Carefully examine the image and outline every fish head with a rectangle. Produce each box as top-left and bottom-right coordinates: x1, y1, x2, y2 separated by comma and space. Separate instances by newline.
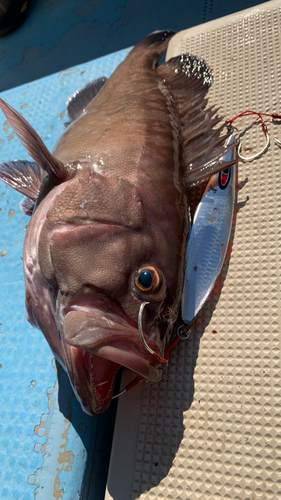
34, 170, 184, 415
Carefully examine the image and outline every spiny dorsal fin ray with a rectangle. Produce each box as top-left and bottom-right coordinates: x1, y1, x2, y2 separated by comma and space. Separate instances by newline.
183, 145, 238, 188
67, 77, 108, 123
0, 98, 67, 180
129, 30, 175, 63
0, 160, 46, 200
182, 118, 223, 148
157, 55, 238, 187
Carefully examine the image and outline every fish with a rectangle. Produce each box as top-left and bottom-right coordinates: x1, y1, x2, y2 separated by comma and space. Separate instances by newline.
0, 30, 237, 415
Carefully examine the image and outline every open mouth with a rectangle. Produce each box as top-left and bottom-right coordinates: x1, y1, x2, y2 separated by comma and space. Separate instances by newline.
60, 296, 163, 415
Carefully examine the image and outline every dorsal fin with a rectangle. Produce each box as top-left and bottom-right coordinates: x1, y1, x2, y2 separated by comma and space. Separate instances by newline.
0, 160, 46, 200
157, 55, 238, 187
157, 53, 213, 90
129, 30, 175, 64
66, 77, 108, 123
0, 98, 68, 180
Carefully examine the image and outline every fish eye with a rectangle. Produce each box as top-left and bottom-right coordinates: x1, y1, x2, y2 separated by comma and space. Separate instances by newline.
134, 266, 161, 293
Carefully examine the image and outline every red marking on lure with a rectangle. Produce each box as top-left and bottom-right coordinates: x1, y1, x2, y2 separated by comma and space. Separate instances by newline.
219, 168, 231, 190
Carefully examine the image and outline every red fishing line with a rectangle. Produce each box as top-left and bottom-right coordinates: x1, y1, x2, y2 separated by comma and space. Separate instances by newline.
227, 110, 281, 135
165, 336, 180, 363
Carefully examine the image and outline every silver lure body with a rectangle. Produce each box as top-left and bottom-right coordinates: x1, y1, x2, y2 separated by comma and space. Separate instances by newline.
181, 135, 237, 326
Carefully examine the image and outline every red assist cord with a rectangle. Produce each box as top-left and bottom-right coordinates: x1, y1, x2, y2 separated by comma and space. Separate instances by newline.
151, 336, 181, 365
227, 110, 281, 127
227, 110, 281, 161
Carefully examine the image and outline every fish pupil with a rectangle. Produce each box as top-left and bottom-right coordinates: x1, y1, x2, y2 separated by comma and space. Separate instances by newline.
138, 270, 153, 289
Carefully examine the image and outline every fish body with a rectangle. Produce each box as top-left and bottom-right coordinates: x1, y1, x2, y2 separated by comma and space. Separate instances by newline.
0, 31, 237, 415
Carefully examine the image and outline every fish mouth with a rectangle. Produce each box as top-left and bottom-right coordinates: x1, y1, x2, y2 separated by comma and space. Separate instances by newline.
60, 297, 163, 415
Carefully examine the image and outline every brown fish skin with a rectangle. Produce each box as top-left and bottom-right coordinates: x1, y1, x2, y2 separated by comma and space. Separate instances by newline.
0, 30, 237, 415
35, 31, 187, 414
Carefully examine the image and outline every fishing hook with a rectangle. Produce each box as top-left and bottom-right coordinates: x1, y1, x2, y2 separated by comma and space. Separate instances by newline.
138, 301, 158, 356
274, 137, 281, 147
112, 375, 144, 399
238, 123, 270, 162
227, 110, 281, 162
225, 122, 240, 136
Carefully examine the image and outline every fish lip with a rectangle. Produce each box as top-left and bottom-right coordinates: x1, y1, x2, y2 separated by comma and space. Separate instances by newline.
59, 295, 163, 414
61, 296, 163, 381
62, 306, 163, 382
61, 302, 163, 414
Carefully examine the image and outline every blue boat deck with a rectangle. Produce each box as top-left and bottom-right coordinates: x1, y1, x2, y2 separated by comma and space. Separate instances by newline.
0, 0, 269, 92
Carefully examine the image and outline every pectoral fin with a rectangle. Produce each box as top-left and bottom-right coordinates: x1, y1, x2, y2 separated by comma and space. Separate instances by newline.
0, 98, 68, 180
0, 160, 46, 199
129, 30, 175, 64
66, 77, 108, 123
20, 196, 35, 216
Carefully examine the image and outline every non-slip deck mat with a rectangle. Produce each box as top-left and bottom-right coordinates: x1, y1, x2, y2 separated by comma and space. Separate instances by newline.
106, 1, 281, 499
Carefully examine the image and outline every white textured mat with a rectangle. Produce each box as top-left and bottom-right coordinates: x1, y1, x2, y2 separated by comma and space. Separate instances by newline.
106, 1, 281, 498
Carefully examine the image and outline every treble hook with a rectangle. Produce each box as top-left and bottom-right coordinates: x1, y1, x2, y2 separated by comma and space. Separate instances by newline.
238, 122, 270, 162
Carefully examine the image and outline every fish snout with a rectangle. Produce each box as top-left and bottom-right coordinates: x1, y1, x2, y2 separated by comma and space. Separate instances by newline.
61, 306, 163, 383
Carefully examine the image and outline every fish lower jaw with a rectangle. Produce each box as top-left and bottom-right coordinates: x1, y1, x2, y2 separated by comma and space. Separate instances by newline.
63, 307, 163, 380
62, 306, 163, 414
68, 335, 163, 382
67, 340, 163, 415
92, 343, 163, 383
68, 346, 120, 415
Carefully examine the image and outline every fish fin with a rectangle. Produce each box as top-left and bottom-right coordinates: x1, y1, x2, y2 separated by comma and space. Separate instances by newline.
156, 54, 213, 110
187, 181, 209, 222
183, 153, 238, 188
66, 77, 108, 122
129, 30, 175, 61
157, 55, 239, 187
19, 196, 35, 216
0, 98, 67, 180
0, 160, 46, 200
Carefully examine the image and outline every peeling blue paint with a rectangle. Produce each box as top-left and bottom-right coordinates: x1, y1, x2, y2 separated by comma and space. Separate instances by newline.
27, 376, 90, 500
0, 49, 127, 500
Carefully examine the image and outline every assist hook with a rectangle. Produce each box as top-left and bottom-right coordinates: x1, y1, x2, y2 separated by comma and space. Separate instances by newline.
227, 110, 281, 162
238, 122, 270, 161
138, 301, 157, 356
138, 302, 170, 364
